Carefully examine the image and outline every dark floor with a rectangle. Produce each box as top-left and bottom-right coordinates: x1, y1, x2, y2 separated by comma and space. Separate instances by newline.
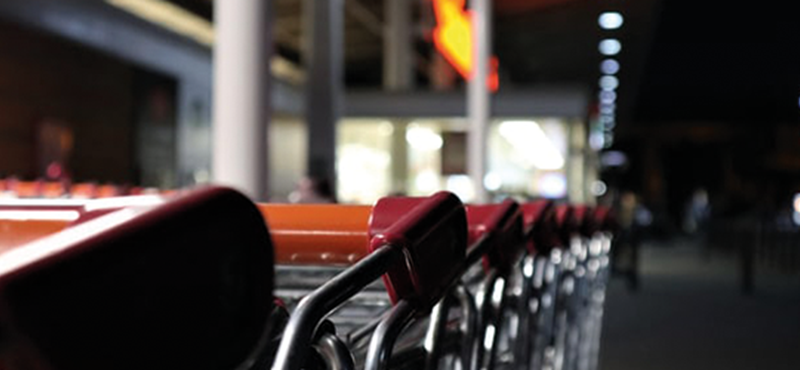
599, 237, 800, 370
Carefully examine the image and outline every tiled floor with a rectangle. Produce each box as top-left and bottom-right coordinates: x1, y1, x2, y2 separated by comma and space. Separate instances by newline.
599, 238, 800, 370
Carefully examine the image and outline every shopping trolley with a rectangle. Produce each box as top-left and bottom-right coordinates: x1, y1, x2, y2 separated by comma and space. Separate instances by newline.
0, 187, 617, 370
264, 194, 550, 370
462, 199, 526, 370
517, 200, 561, 370
264, 191, 468, 370
580, 206, 615, 370
0, 186, 277, 370
546, 204, 615, 370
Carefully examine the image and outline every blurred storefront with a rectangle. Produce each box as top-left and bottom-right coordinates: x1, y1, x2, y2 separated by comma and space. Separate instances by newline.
336, 117, 585, 204
266, 89, 596, 204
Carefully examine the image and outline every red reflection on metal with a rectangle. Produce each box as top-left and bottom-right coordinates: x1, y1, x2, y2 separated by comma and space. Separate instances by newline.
432, 0, 499, 91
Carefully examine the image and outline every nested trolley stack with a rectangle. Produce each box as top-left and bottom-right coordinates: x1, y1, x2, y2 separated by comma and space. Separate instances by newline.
0, 186, 615, 370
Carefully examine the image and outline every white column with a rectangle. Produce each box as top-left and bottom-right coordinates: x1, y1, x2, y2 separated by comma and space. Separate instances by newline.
468, 0, 492, 203
212, 0, 271, 200
384, 0, 413, 91
384, 0, 413, 194
304, 0, 343, 188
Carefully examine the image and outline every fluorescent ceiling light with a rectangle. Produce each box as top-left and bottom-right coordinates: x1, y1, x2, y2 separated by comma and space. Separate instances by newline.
498, 120, 565, 170
598, 12, 624, 30
599, 39, 622, 56
107, 0, 214, 46
106, 0, 305, 84
406, 125, 443, 152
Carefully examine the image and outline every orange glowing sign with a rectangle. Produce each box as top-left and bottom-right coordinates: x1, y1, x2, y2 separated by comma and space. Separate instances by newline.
433, 0, 499, 91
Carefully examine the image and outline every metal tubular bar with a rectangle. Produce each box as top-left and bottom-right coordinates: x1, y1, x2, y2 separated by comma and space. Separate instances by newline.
423, 296, 450, 370
465, 233, 493, 268
474, 270, 501, 370
364, 300, 418, 370
513, 255, 536, 370
424, 292, 457, 370
271, 245, 403, 370
529, 253, 559, 370
483, 276, 508, 370
314, 332, 357, 370
346, 314, 386, 348
242, 304, 291, 370
455, 284, 480, 370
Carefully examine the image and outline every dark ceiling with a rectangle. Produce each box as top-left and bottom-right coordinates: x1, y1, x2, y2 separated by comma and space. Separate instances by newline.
634, 0, 800, 125
171, 0, 800, 127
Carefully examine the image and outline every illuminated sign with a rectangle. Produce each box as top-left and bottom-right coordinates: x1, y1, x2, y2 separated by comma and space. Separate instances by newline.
433, 0, 499, 91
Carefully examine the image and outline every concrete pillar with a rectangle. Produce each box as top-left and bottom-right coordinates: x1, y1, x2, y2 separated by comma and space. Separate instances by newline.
304, 0, 343, 189
212, 0, 271, 200
384, 0, 413, 194
384, 0, 414, 91
467, 0, 492, 203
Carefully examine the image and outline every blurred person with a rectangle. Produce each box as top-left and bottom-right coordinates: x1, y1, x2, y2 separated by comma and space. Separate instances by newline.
612, 190, 644, 291
683, 187, 711, 236
288, 176, 336, 204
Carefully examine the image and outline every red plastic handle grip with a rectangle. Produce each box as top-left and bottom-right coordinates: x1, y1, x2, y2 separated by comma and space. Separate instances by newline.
258, 204, 372, 265
520, 200, 559, 253
0, 187, 274, 370
594, 206, 618, 233
368, 191, 467, 308
555, 204, 579, 245
466, 199, 525, 273
573, 205, 599, 236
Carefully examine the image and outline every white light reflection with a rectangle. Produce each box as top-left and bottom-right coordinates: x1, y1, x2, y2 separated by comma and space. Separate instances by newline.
492, 279, 506, 304
523, 259, 535, 278
589, 132, 605, 151
406, 125, 443, 151
378, 121, 395, 136
484, 172, 503, 192
414, 170, 440, 192
599, 90, 617, 104
484, 325, 496, 350
598, 12, 624, 30
590, 180, 608, 197
539, 173, 568, 199
446, 175, 476, 203
498, 121, 565, 170
601, 59, 620, 75
599, 39, 622, 56
0, 199, 85, 207
600, 104, 616, 115
509, 314, 519, 339
0, 211, 80, 221
604, 132, 615, 148
600, 151, 627, 167
599, 76, 619, 91
83, 195, 164, 212
0, 209, 138, 275
589, 238, 604, 256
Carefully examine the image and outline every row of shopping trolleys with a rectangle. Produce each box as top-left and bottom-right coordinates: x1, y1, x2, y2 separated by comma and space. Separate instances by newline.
0, 186, 615, 370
